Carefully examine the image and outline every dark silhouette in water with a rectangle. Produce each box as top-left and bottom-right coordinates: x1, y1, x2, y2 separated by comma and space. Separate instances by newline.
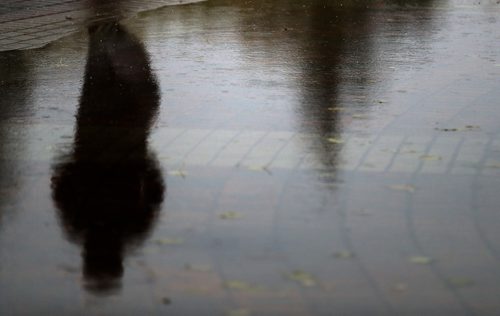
51, 21, 164, 294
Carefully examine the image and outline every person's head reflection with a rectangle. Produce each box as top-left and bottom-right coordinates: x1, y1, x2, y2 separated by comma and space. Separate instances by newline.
51, 20, 164, 295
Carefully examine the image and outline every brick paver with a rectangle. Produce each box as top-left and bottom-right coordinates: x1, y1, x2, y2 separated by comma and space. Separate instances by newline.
0, 0, 206, 51
1, 1, 500, 315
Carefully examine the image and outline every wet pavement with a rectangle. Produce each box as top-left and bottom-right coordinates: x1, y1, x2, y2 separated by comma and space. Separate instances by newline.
1, 0, 500, 315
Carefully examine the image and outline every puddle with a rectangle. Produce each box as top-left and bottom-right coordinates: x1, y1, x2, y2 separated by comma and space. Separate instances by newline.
1, 0, 500, 314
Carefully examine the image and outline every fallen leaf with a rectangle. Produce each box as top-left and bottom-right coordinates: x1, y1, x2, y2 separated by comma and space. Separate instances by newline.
169, 170, 187, 178
352, 114, 370, 120
327, 107, 346, 112
435, 126, 480, 132
401, 150, 418, 154
219, 211, 243, 220
447, 277, 475, 288
246, 165, 272, 175
223, 280, 262, 292
226, 308, 251, 316
327, 137, 344, 144
435, 128, 459, 132
333, 251, 355, 259
464, 125, 480, 130
388, 184, 416, 193
286, 270, 317, 287
409, 256, 434, 265
154, 238, 184, 246
420, 155, 442, 161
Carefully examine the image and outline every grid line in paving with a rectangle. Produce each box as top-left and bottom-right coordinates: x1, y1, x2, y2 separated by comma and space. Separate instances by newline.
0, 0, 206, 51
404, 133, 476, 315
3, 123, 500, 177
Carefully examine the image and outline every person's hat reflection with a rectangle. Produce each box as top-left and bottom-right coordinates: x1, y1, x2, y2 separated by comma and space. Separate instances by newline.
51, 20, 164, 294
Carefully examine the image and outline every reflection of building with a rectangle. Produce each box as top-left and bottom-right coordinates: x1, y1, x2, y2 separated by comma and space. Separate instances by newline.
51, 21, 164, 294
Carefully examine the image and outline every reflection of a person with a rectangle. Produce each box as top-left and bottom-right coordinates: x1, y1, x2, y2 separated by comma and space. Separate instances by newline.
51, 20, 164, 294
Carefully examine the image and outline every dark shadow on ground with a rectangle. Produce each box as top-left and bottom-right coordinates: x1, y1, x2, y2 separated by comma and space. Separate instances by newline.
51, 20, 164, 295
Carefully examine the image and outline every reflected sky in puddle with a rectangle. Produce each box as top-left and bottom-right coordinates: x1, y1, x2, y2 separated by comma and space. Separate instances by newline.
1, 0, 500, 315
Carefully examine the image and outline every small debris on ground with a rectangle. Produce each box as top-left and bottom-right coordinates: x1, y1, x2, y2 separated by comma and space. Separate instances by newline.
327, 137, 344, 144
333, 251, 355, 259
388, 184, 416, 193
409, 256, 434, 265
154, 238, 184, 246
219, 211, 243, 220
226, 308, 251, 316
286, 270, 317, 287
169, 170, 188, 178
447, 277, 475, 288
223, 280, 263, 292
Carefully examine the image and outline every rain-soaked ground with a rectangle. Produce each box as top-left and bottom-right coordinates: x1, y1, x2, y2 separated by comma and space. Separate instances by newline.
1, 0, 500, 315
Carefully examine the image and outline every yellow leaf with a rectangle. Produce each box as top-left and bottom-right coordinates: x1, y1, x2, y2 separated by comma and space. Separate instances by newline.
246, 165, 272, 174
226, 308, 251, 316
447, 277, 474, 288
327, 107, 346, 112
352, 114, 369, 120
333, 251, 355, 259
219, 211, 243, 220
388, 184, 416, 193
286, 270, 317, 287
464, 125, 480, 130
154, 238, 184, 246
223, 280, 262, 292
327, 137, 344, 144
169, 170, 187, 178
409, 256, 433, 265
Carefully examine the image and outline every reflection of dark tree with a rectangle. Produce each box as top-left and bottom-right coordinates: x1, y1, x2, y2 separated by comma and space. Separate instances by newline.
298, 2, 372, 171
233, 0, 436, 174
298, 0, 437, 172
51, 21, 164, 294
0, 51, 32, 225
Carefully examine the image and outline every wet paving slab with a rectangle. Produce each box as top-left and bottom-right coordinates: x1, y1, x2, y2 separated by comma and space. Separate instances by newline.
0, 0, 207, 51
1, 0, 500, 315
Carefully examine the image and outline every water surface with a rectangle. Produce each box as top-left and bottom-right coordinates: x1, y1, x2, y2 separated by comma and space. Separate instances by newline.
1, 0, 500, 315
